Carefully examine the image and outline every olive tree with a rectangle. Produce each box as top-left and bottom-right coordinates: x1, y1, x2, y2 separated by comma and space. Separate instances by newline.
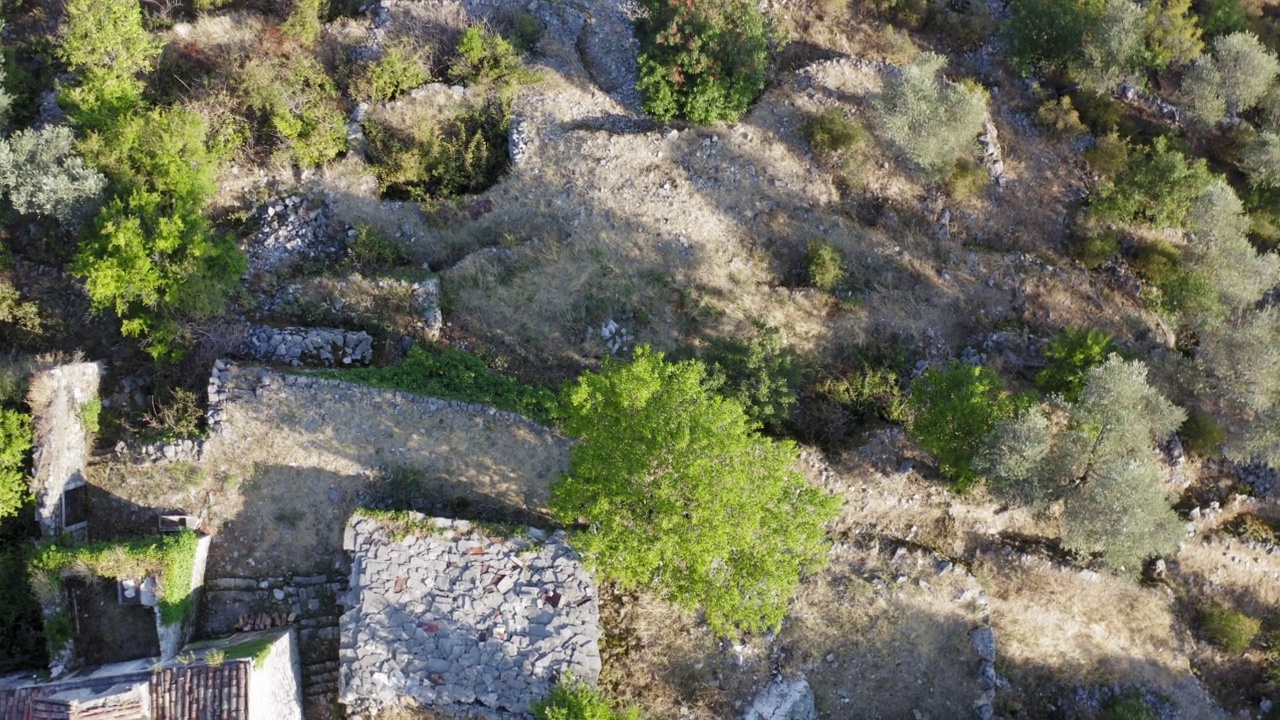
1242, 131, 1280, 188
550, 346, 840, 637
1182, 32, 1280, 126
876, 53, 989, 184
1183, 180, 1280, 319
0, 126, 106, 223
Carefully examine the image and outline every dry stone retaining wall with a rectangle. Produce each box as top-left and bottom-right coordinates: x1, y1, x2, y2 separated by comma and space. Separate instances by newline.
238, 325, 374, 367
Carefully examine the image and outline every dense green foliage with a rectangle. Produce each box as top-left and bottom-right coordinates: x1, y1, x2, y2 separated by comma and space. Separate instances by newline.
31, 529, 200, 625
1181, 32, 1280, 126
74, 107, 246, 360
1197, 603, 1261, 652
532, 678, 641, 720
449, 27, 534, 86
350, 42, 431, 102
330, 344, 557, 422
908, 362, 1027, 490
806, 240, 846, 291
0, 126, 105, 222
635, 0, 772, 124
876, 53, 989, 184
56, 0, 161, 128
365, 99, 510, 200
702, 326, 807, 433
1036, 328, 1119, 400
1102, 694, 1159, 720
0, 408, 32, 524
282, 0, 325, 45
803, 108, 868, 161
551, 347, 839, 637
239, 52, 346, 168
1087, 137, 1213, 228
1143, 0, 1205, 70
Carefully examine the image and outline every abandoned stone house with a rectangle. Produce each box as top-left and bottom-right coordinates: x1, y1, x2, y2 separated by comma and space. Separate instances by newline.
339, 513, 604, 719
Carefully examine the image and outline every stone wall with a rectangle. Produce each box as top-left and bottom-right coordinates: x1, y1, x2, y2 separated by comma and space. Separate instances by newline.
249, 628, 305, 720
238, 325, 374, 368
27, 362, 101, 539
339, 514, 602, 719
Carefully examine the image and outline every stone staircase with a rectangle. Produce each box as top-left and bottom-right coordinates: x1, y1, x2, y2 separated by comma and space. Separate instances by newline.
199, 572, 348, 719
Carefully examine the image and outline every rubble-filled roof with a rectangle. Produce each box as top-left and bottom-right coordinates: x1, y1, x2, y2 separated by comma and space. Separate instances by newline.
339, 514, 602, 718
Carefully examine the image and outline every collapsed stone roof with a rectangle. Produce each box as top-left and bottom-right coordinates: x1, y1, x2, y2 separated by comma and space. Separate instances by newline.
339, 514, 602, 719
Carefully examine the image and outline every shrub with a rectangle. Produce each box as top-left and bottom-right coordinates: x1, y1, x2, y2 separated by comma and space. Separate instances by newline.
1198, 603, 1261, 652
507, 10, 543, 52
551, 347, 840, 637
1089, 137, 1213, 228
803, 108, 868, 161
1180, 408, 1226, 455
78, 398, 102, 435
532, 678, 641, 720
876, 53, 989, 184
908, 362, 1027, 490
817, 367, 909, 423
1036, 328, 1118, 400
703, 325, 808, 433
946, 158, 989, 200
449, 26, 534, 86
142, 388, 205, 442
0, 408, 32, 524
57, 0, 162, 128
331, 344, 557, 422
350, 42, 430, 103
1143, 0, 1205, 70
1226, 513, 1277, 543
635, 0, 772, 124
239, 52, 346, 168
1069, 229, 1122, 269
344, 223, 410, 274
1194, 0, 1247, 37
365, 99, 510, 200
806, 241, 846, 291
1035, 96, 1089, 139
281, 0, 325, 46
1071, 88, 1126, 135
75, 107, 246, 360
0, 125, 106, 223
1103, 693, 1159, 720
1085, 132, 1132, 179
0, 278, 40, 336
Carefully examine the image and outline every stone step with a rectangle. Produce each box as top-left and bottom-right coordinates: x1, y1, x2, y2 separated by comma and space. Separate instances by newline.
304, 660, 340, 674
207, 577, 260, 591
306, 671, 339, 686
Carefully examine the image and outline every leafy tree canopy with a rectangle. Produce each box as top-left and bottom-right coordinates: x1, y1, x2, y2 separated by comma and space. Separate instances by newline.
57, 0, 161, 128
550, 346, 839, 638
636, 0, 773, 124
876, 53, 989, 184
0, 126, 106, 223
0, 408, 32, 524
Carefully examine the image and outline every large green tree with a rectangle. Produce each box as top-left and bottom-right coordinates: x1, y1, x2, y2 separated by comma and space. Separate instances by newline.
550, 346, 839, 637
0, 408, 31, 523
74, 107, 245, 360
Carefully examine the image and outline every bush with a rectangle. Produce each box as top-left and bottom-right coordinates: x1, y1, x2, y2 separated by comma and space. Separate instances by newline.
1035, 96, 1089, 139
1143, 0, 1204, 71
507, 10, 543, 52
908, 362, 1027, 490
532, 678, 640, 720
0, 408, 32, 524
75, 107, 246, 360
344, 223, 410, 274
332, 344, 557, 422
349, 42, 430, 103
449, 26, 534, 87
1088, 137, 1213, 228
946, 158, 989, 200
1071, 89, 1126, 135
551, 347, 839, 637
142, 388, 205, 442
1198, 603, 1261, 652
239, 52, 346, 168
1226, 513, 1277, 543
0, 278, 40, 336
78, 397, 102, 435
0, 125, 106, 223
1102, 693, 1159, 720
1069, 229, 1122, 269
365, 99, 510, 200
703, 326, 808, 433
1180, 408, 1226, 455
635, 0, 772, 124
1036, 328, 1118, 400
1007, 0, 1144, 88
805, 241, 846, 291
281, 0, 325, 45
1085, 132, 1132, 179
1194, 0, 1247, 37
803, 108, 868, 162
876, 53, 989, 184
57, 0, 162, 128
817, 367, 909, 423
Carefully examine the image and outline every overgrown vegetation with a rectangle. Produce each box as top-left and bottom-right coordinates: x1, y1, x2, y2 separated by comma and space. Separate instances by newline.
551, 347, 839, 637
1197, 603, 1261, 653
1036, 328, 1118, 400
30, 529, 200, 625
0, 408, 32, 523
238, 50, 346, 168
635, 0, 773, 123
327, 344, 557, 422
365, 98, 511, 200
876, 53, 989, 184
701, 325, 808, 434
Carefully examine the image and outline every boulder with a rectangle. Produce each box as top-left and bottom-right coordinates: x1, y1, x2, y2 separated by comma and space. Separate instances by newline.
743, 675, 816, 720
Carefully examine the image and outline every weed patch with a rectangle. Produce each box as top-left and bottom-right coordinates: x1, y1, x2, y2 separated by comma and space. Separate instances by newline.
365, 98, 511, 200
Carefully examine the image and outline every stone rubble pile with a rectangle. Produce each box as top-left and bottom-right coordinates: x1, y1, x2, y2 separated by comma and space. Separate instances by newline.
1232, 459, 1277, 498
238, 324, 374, 367
339, 514, 602, 719
245, 196, 344, 276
